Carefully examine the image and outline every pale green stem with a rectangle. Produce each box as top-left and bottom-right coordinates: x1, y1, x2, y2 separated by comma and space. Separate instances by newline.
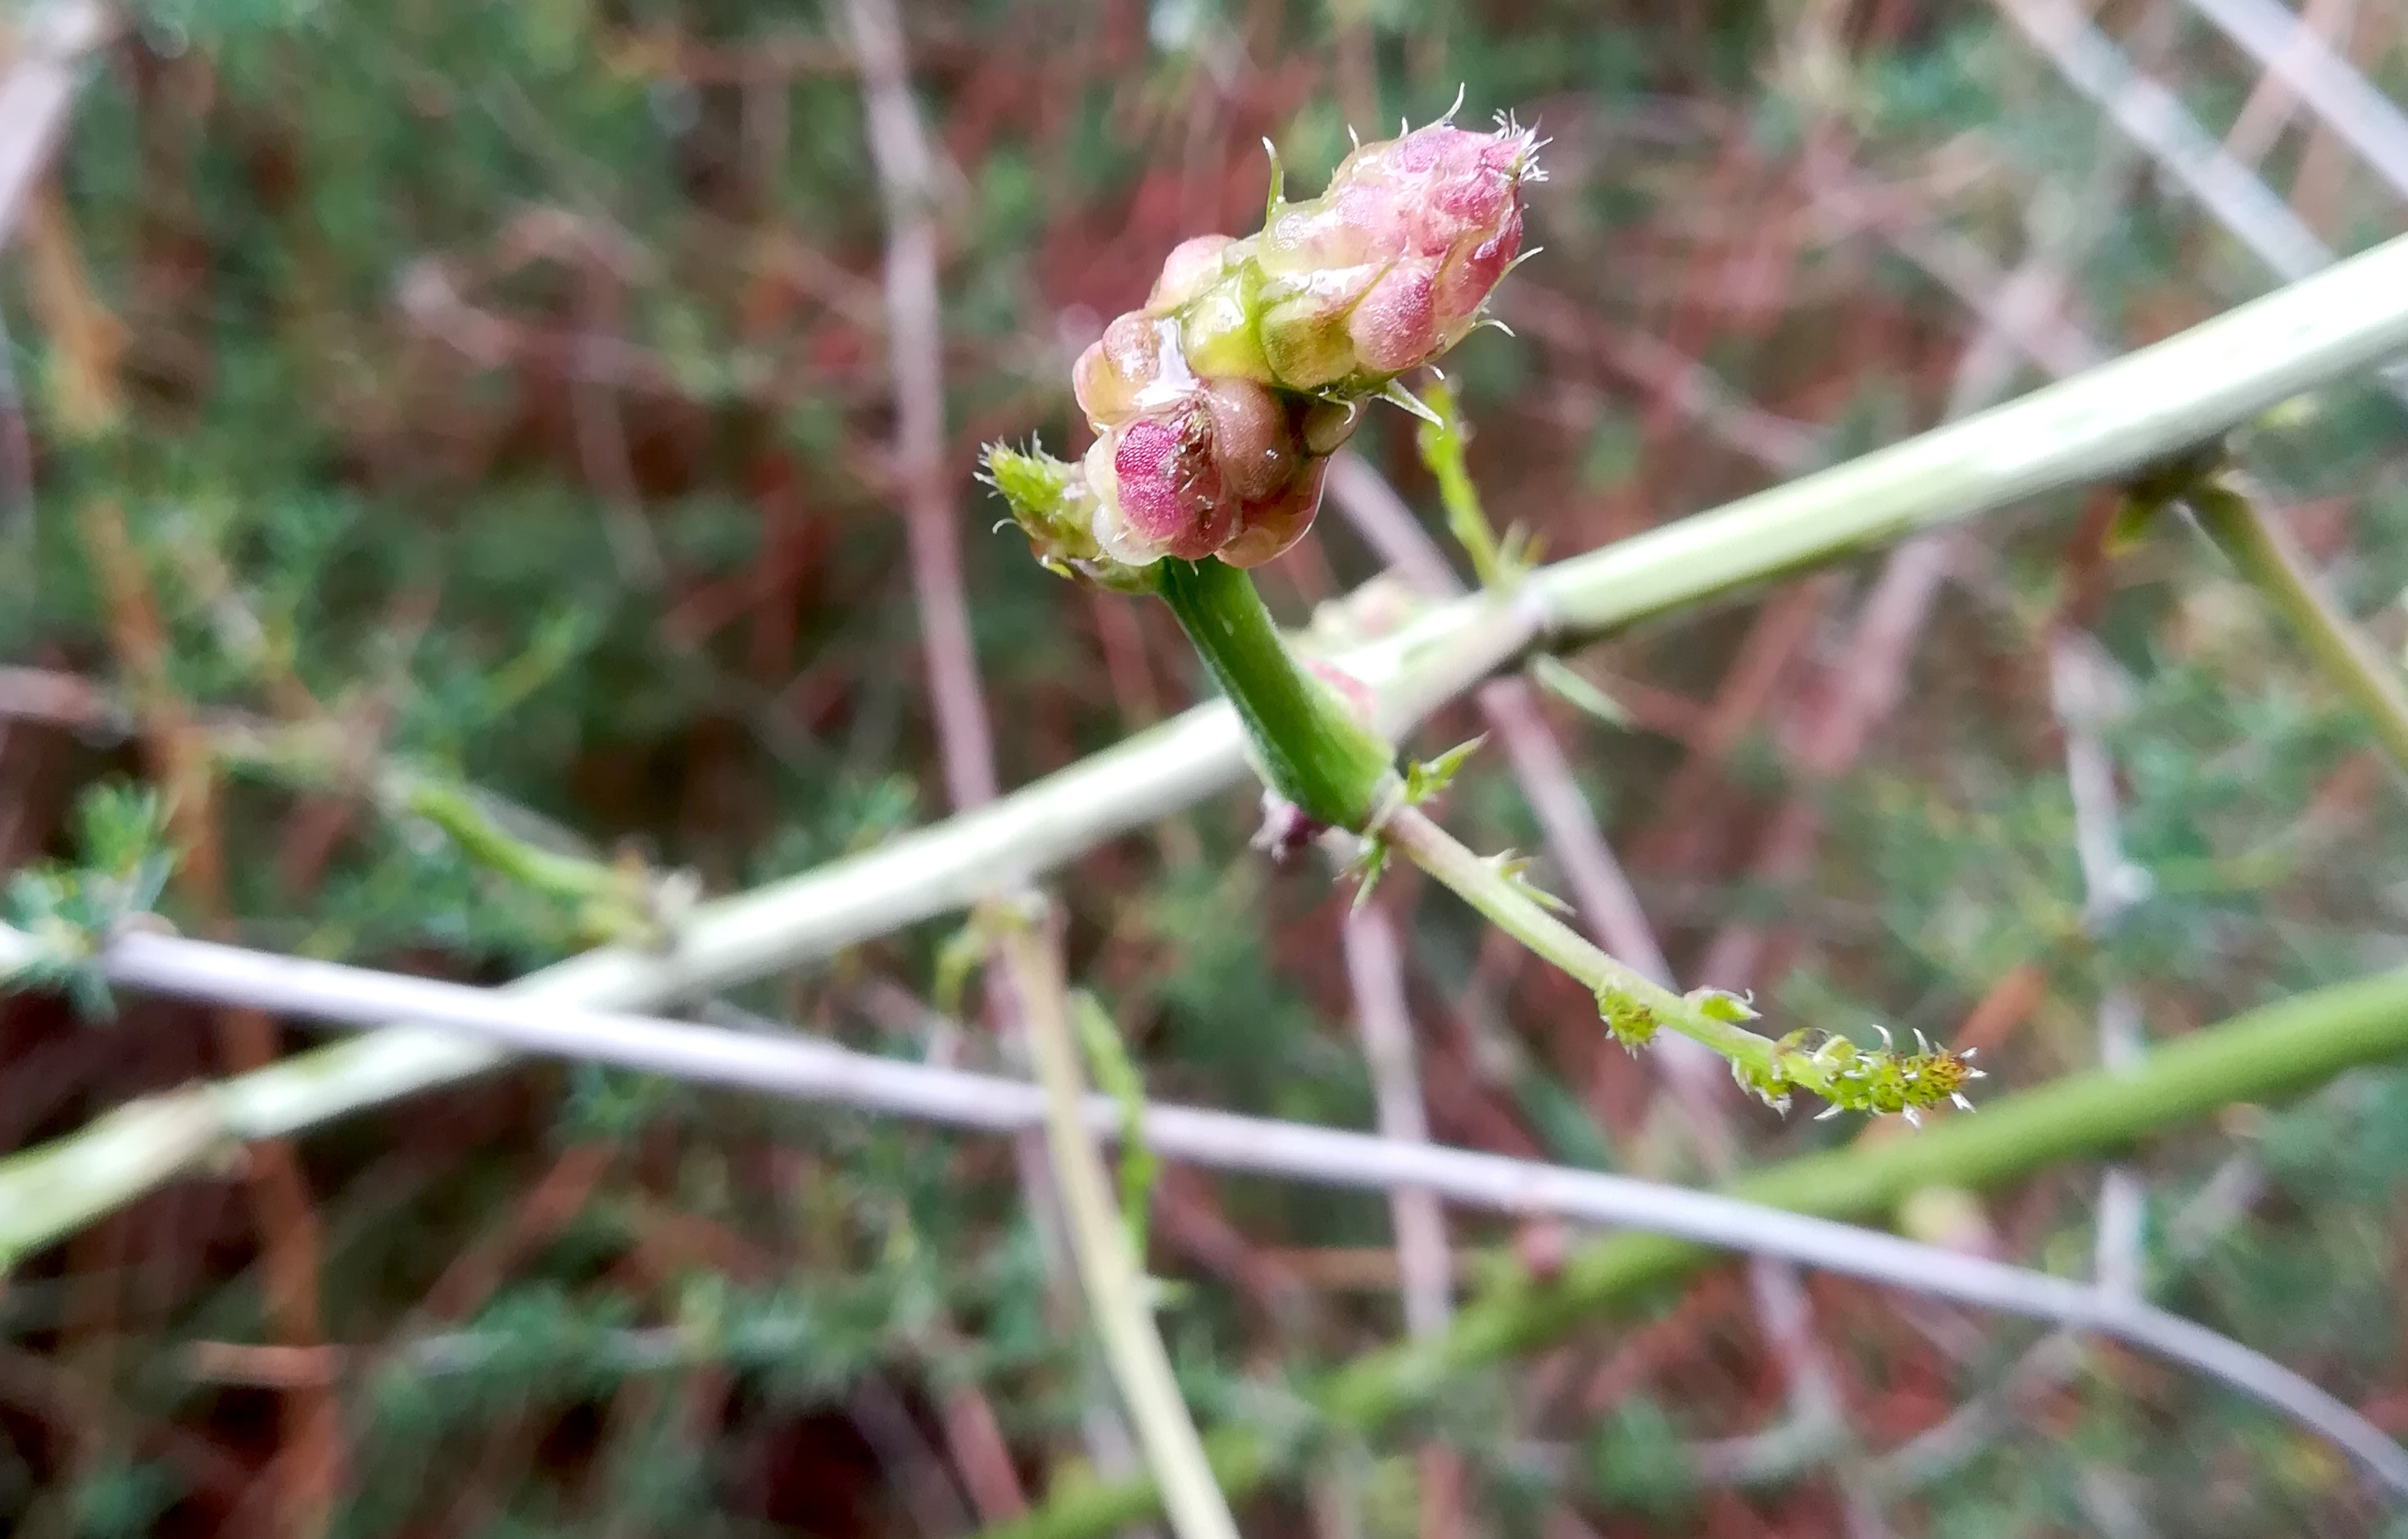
1412, 379, 1508, 587
1378, 806, 1858, 1105
213, 720, 660, 941
1526, 231, 2408, 641
996, 919, 1240, 1539
1071, 992, 1160, 1260
2186, 476, 2408, 779
392, 779, 655, 939
1151, 550, 1883, 1105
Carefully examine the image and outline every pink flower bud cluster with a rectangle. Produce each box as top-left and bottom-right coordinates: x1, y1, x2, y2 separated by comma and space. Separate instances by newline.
1063, 114, 1539, 571
1245, 122, 1535, 387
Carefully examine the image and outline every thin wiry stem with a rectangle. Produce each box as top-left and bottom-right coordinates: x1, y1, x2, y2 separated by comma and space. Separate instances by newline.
850, 0, 996, 810
850, 2, 1145, 1500
2187, 474, 2408, 783
7, 922, 2406, 1503
5, 233, 2408, 1257
1377, 804, 1934, 1115
995, 917, 1239, 1539
1324, 454, 1673, 985
1336, 903, 1465, 1539
2052, 633, 2152, 1294
1339, 904, 1452, 1344
2215, 0, 2359, 173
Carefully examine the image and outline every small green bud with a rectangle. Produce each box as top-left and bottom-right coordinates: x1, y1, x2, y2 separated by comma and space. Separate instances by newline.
1403, 735, 1485, 804
980, 441, 1155, 592
1598, 986, 1658, 1053
1686, 987, 1759, 1023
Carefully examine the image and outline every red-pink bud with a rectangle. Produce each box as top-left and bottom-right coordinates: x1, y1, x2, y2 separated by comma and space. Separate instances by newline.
1347, 265, 1439, 376
1200, 379, 1298, 504
1248, 116, 1536, 388
1216, 456, 1329, 570
1432, 220, 1521, 334
1097, 411, 1233, 563
1086, 377, 1313, 565
1072, 312, 1169, 426
1048, 107, 1536, 573
1150, 234, 1235, 309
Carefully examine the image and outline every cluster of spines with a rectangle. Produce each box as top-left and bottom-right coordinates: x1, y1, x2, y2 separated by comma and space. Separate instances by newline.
1735, 1024, 1985, 1126
1599, 990, 1658, 1052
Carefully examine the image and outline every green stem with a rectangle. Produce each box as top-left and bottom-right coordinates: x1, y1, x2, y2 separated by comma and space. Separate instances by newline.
1526, 232, 2408, 640
1380, 807, 1864, 1107
1155, 556, 1395, 829
982, 962, 2408, 1539
394, 779, 653, 937
1150, 559, 1819, 1096
1413, 379, 1507, 587
1158, 553, 1958, 1110
2187, 476, 2408, 779
214, 721, 660, 942
996, 918, 1240, 1539
6, 234, 2408, 1279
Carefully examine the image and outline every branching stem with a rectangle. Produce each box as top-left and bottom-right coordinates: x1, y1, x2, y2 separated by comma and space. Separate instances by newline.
2186, 474, 2408, 779
1159, 555, 1956, 1115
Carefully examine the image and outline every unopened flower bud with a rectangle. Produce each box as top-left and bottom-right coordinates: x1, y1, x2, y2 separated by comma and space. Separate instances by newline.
1023, 105, 1538, 574
1246, 118, 1537, 391
1072, 312, 1173, 426
1216, 455, 1328, 569
1200, 379, 1298, 504
1347, 265, 1439, 376
1150, 234, 1234, 309
1086, 379, 1319, 568
1089, 409, 1231, 564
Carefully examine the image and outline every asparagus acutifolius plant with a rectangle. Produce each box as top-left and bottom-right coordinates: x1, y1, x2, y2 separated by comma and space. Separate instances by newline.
986, 106, 1982, 1126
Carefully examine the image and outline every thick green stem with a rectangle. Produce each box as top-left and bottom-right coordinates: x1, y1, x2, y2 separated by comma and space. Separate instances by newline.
2187, 477, 2408, 779
1154, 556, 1394, 829
981, 962, 2408, 1539
1526, 232, 2408, 640
997, 918, 1240, 1539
